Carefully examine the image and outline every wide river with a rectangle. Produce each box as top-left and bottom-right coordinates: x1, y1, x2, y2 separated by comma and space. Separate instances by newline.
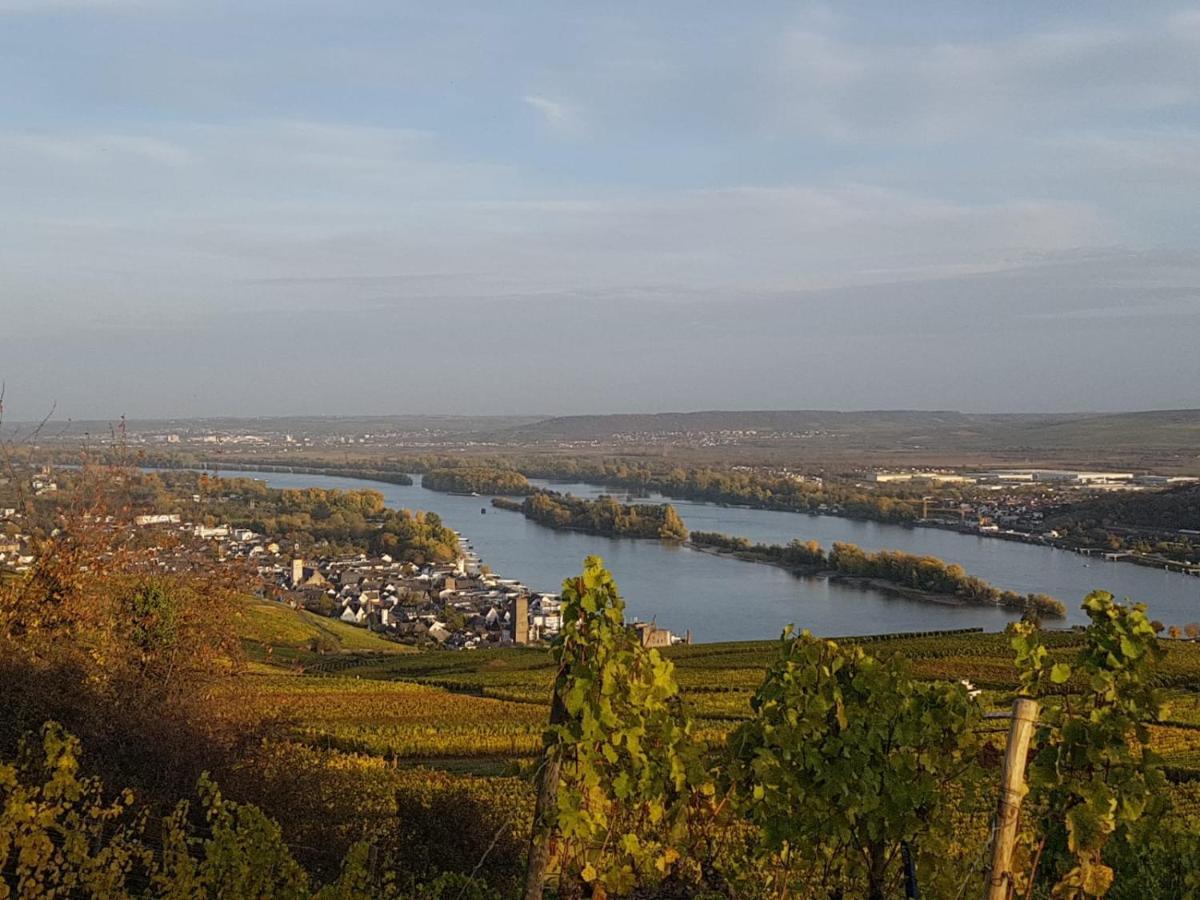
217, 469, 1200, 642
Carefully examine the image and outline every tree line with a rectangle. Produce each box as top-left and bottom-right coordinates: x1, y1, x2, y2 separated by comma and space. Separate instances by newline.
690, 530, 1066, 617
494, 491, 688, 541
422, 467, 533, 495
511, 457, 927, 522
1046, 483, 1200, 564
176, 474, 456, 562
223, 453, 934, 525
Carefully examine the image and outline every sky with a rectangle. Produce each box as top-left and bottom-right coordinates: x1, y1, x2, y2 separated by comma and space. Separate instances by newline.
1, 1, 1199, 420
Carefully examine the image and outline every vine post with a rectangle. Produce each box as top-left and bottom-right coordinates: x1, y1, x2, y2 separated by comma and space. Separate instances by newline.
986, 697, 1039, 900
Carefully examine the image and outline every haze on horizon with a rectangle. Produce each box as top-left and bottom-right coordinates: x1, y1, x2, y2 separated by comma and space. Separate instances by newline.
2, 1, 1199, 422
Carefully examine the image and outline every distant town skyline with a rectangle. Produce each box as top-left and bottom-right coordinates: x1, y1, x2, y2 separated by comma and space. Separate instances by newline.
2, 2, 1199, 420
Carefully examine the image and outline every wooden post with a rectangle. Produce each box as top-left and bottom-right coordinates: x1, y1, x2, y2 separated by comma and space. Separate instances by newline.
523, 680, 568, 900
985, 697, 1039, 900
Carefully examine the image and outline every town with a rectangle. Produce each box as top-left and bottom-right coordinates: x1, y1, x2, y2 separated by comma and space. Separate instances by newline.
178, 522, 692, 651
0, 465, 693, 651
857, 467, 1200, 575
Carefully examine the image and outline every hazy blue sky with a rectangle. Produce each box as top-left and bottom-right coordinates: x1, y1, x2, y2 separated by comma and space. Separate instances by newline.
2, 2, 1199, 420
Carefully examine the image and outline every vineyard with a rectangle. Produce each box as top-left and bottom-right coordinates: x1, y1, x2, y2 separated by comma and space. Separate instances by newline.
228, 677, 546, 759
239, 614, 1200, 804
9, 567, 1200, 896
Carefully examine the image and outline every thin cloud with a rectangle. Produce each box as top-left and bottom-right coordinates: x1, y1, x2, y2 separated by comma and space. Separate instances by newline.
522, 94, 584, 136
0, 0, 160, 12
0, 131, 192, 166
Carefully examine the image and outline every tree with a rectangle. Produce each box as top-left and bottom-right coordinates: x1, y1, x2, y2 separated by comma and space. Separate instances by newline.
0, 463, 255, 804
728, 628, 983, 898
658, 504, 688, 541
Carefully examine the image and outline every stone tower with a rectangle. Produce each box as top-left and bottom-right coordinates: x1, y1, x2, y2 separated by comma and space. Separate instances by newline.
512, 595, 529, 645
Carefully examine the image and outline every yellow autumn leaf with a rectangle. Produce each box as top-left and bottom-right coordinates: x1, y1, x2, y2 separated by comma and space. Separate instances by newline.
655, 848, 680, 873
1082, 862, 1114, 896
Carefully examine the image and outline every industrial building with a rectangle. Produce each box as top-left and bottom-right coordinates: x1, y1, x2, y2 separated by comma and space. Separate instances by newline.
975, 470, 1134, 485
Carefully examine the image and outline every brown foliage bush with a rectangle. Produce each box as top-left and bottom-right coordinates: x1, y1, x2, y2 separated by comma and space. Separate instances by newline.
0, 462, 269, 807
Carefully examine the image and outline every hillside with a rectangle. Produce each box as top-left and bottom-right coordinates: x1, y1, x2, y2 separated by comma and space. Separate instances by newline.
1008, 408, 1200, 451
239, 598, 413, 667
1048, 482, 1200, 532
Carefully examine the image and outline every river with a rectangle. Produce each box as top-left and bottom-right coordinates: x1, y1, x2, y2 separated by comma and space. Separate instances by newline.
215, 469, 1200, 642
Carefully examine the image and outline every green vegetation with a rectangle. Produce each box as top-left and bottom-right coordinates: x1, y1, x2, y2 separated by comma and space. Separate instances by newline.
1011, 594, 1168, 894
516, 457, 926, 522
729, 629, 984, 898
829, 541, 1066, 618
422, 467, 532, 495
690, 530, 826, 566
1, 725, 311, 899
494, 491, 688, 540
191, 473, 458, 561
691, 530, 1066, 617
525, 558, 702, 895
517, 561, 1175, 897
1048, 483, 1200, 565
1060, 487, 1200, 535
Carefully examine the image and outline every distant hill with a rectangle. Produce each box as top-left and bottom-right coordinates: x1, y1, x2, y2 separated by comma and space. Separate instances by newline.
1003, 409, 1200, 451
497, 409, 1018, 440
496, 408, 1200, 452
5, 414, 545, 439
17, 408, 1200, 461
